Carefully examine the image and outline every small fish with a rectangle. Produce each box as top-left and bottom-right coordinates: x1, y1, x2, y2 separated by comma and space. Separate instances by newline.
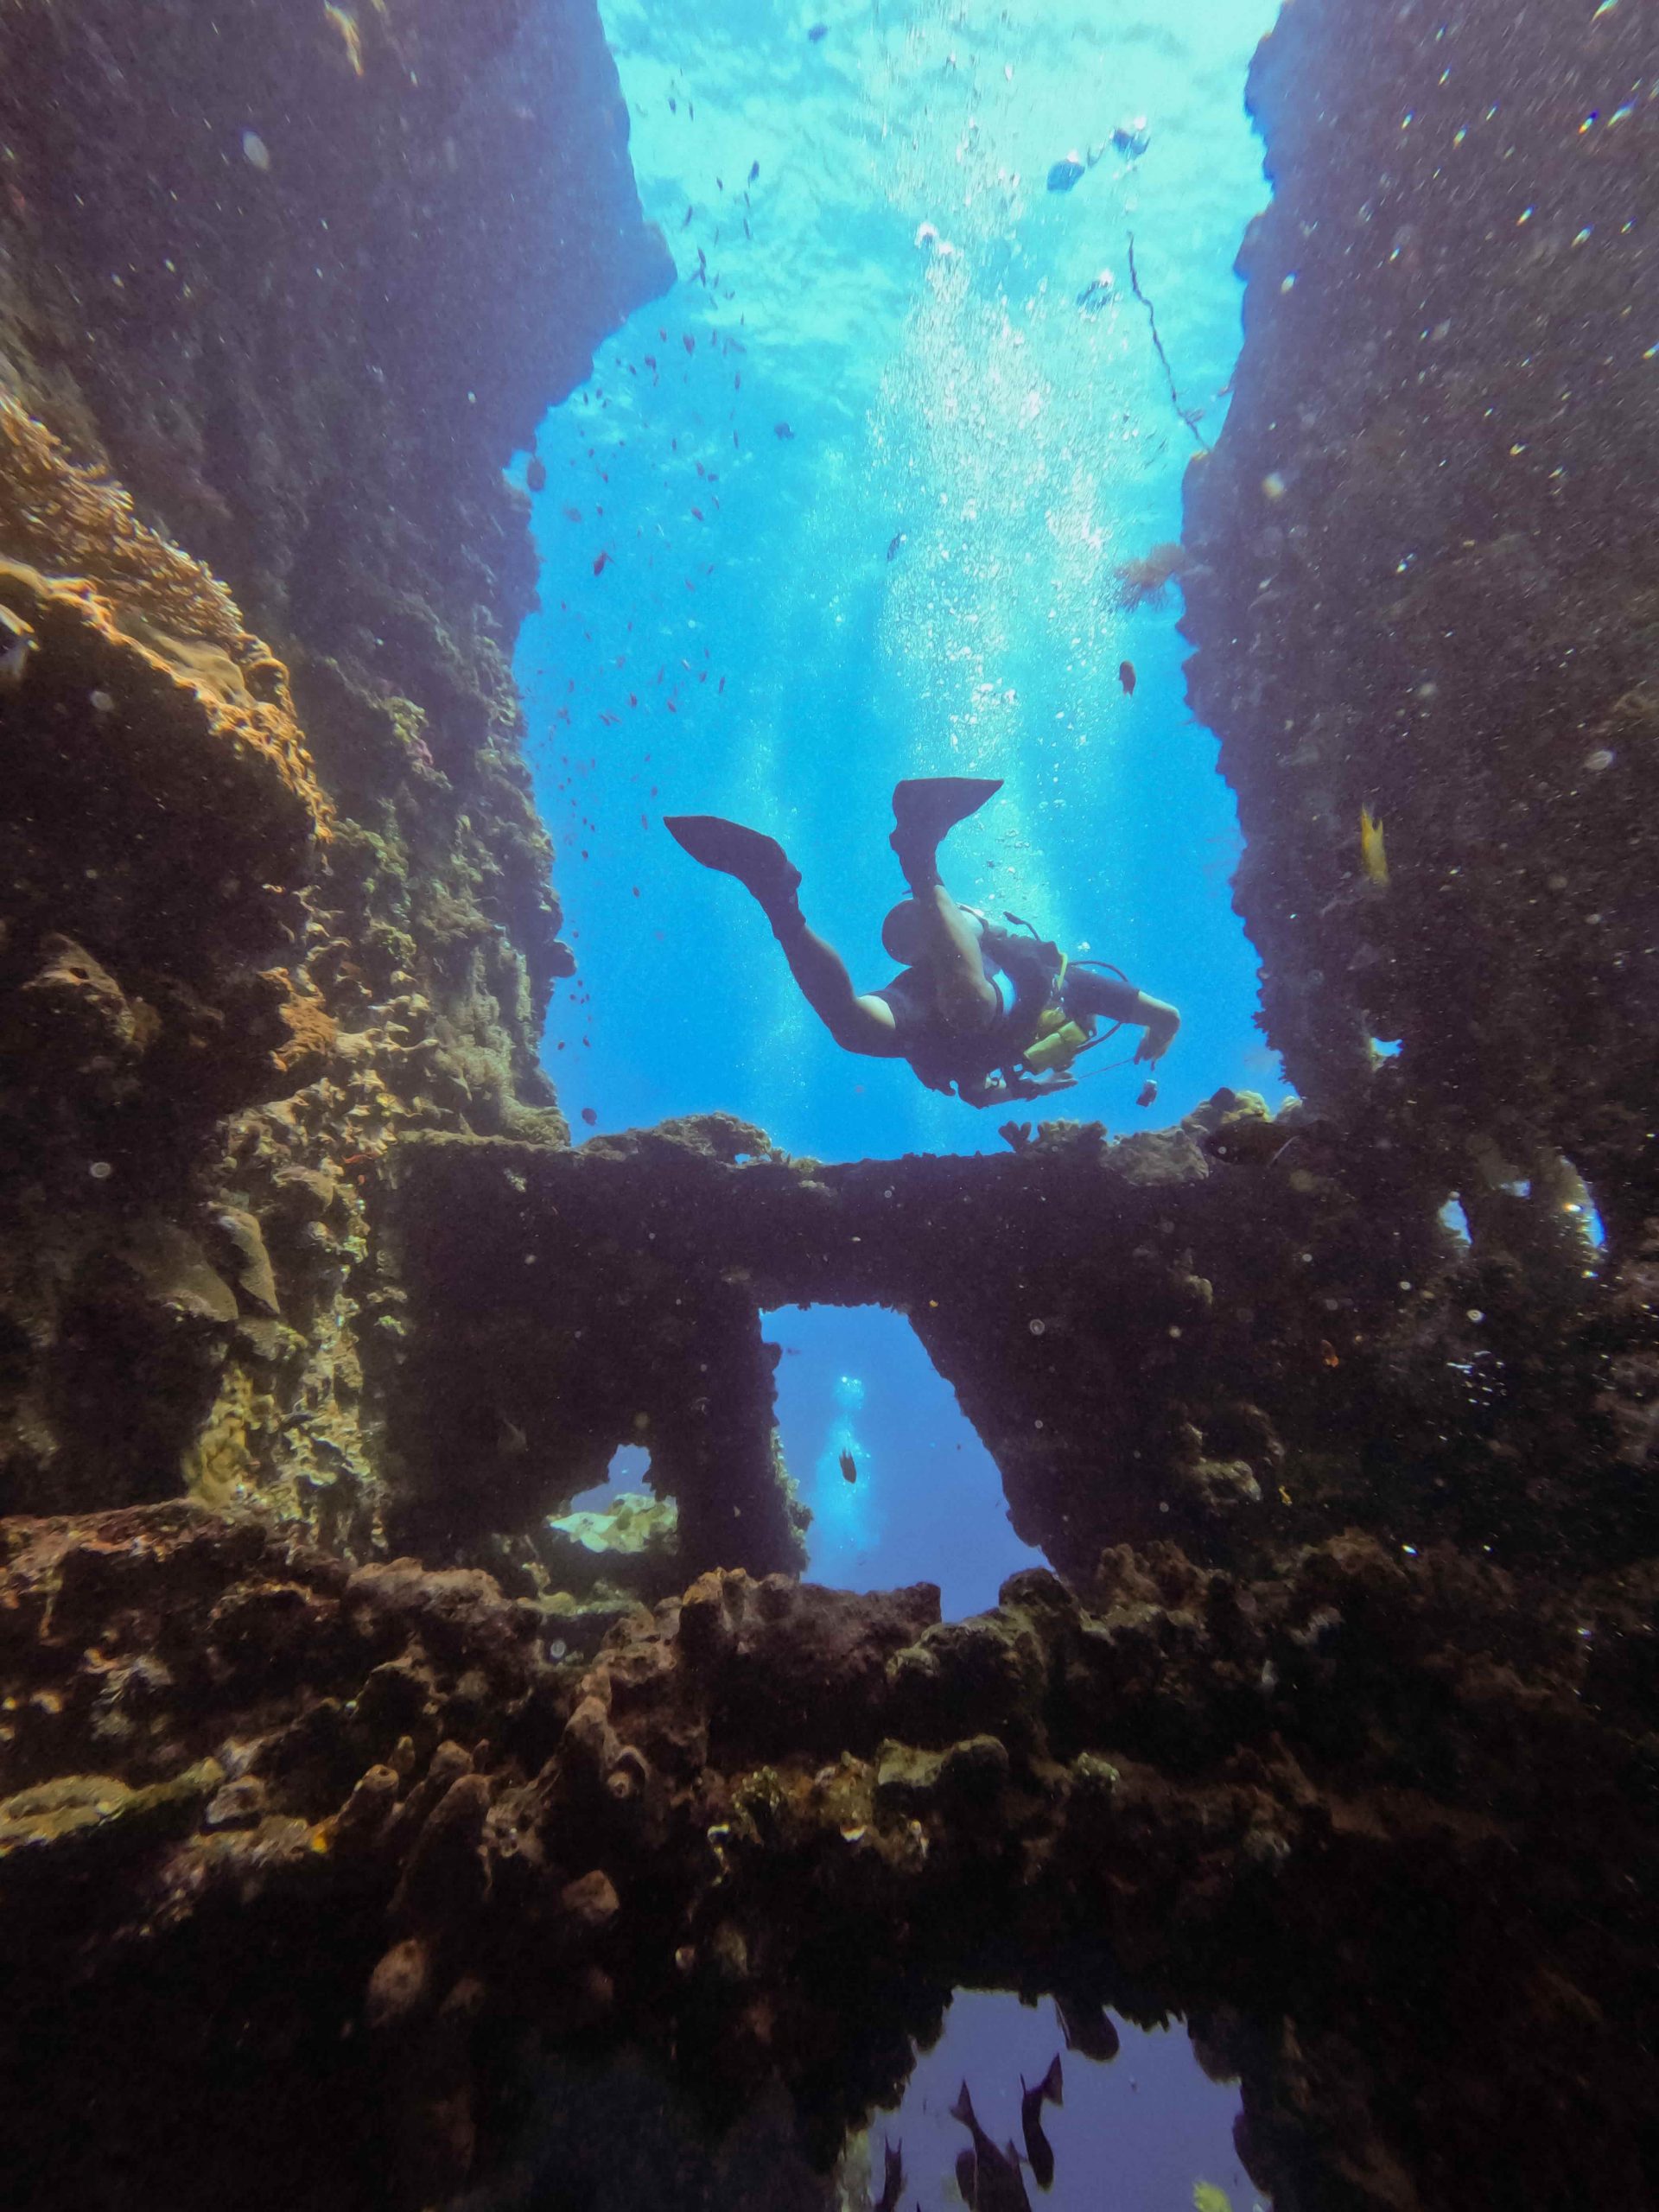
1192, 2189, 1232, 2212
683, 333, 696, 353
807, 21, 829, 40
774, 421, 795, 440
838, 1448, 857, 1485
747, 160, 760, 183
950, 2085, 1033, 2212
1111, 117, 1151, 160
593, 550, 611, 575
682, 204, 694, 228
1118, 659, 1135, 694
886, 531, 906, 563
1020, 2056, 1062, 2191
1046, 151, 1087, 193
0, 604, 35, 692
1359, 804, 1389, 885
1053, 1997, 1120, 2063
1076, 270, 1115, 311
1136, 1077, 1158, 1109
497, 1412, 528, 1458
874, 2138, 905, 2212
525, 456, 547, 493
690, 506, 704, 521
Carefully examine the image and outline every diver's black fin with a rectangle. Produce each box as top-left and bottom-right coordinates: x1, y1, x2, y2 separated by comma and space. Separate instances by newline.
890, 776, 1003, 855
664, 814, 802, 912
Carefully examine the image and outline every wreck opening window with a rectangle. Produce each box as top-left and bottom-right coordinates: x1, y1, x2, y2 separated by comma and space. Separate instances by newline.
571, 1443, 652, 1509
870, 1989, 1255, 2211
766, 1306, 1041, 1618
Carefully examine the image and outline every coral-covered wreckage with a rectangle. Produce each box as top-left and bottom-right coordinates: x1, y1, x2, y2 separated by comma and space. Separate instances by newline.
1, 2, 1656, 2208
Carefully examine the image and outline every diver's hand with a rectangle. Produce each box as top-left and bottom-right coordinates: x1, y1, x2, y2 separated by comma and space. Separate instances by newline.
1134, 1002, 1180, 1064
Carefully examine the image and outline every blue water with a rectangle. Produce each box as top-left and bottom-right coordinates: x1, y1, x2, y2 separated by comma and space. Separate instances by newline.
517, 6, 1278, 2190
766, 1303, 1038, 1616
517, 0, 1281, 1564
874, 1994, 1255, 2212
516, 0, 1285, 1165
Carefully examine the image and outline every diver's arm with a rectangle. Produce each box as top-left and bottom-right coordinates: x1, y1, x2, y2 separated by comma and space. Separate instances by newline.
1065, 968, 1181, 1061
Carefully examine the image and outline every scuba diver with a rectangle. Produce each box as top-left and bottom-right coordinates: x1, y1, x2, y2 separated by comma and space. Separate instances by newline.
664, 776, 1180, 1108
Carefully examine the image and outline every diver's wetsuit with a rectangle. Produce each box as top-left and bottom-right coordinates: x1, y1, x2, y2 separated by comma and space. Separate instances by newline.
874, 918, 1142, 1103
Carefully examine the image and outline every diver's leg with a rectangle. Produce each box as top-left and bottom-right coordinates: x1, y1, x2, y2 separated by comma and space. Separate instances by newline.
904, 885, 998, 1032
774, 916, 899, 1053
664, 814, 896, 1053
889, 778, 1003, 1031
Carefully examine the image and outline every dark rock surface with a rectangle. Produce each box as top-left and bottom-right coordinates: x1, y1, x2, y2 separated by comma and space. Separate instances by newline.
1182, 0, 1659, 1246
3, 1503, 1655, 2211
0, 0, 672, 1533
385, 1096, 1645, 1590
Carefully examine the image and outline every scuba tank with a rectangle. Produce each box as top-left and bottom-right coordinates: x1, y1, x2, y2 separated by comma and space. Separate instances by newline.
995, 912, 1128, 1082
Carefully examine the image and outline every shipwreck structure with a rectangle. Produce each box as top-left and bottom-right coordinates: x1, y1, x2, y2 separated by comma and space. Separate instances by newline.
1, 2, 1656, 2208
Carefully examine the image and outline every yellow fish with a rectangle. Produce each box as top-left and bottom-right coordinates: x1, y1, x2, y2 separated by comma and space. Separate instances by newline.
1193, 2186, 1233, 2212
325, 4, 365, 75
1359, 804, 1389, 886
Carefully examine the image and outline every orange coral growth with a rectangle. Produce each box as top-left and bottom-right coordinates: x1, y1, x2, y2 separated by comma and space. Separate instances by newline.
0, 400, 332, 838
1108, 539, 1185, 613
268, 980, 340, 1080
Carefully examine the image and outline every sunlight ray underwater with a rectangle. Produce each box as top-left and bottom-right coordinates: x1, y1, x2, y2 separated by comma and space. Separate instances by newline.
515, 0, 1287, 1165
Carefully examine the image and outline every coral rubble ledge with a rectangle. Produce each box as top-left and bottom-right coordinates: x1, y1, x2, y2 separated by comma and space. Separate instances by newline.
3, 1502, 1656, 2211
